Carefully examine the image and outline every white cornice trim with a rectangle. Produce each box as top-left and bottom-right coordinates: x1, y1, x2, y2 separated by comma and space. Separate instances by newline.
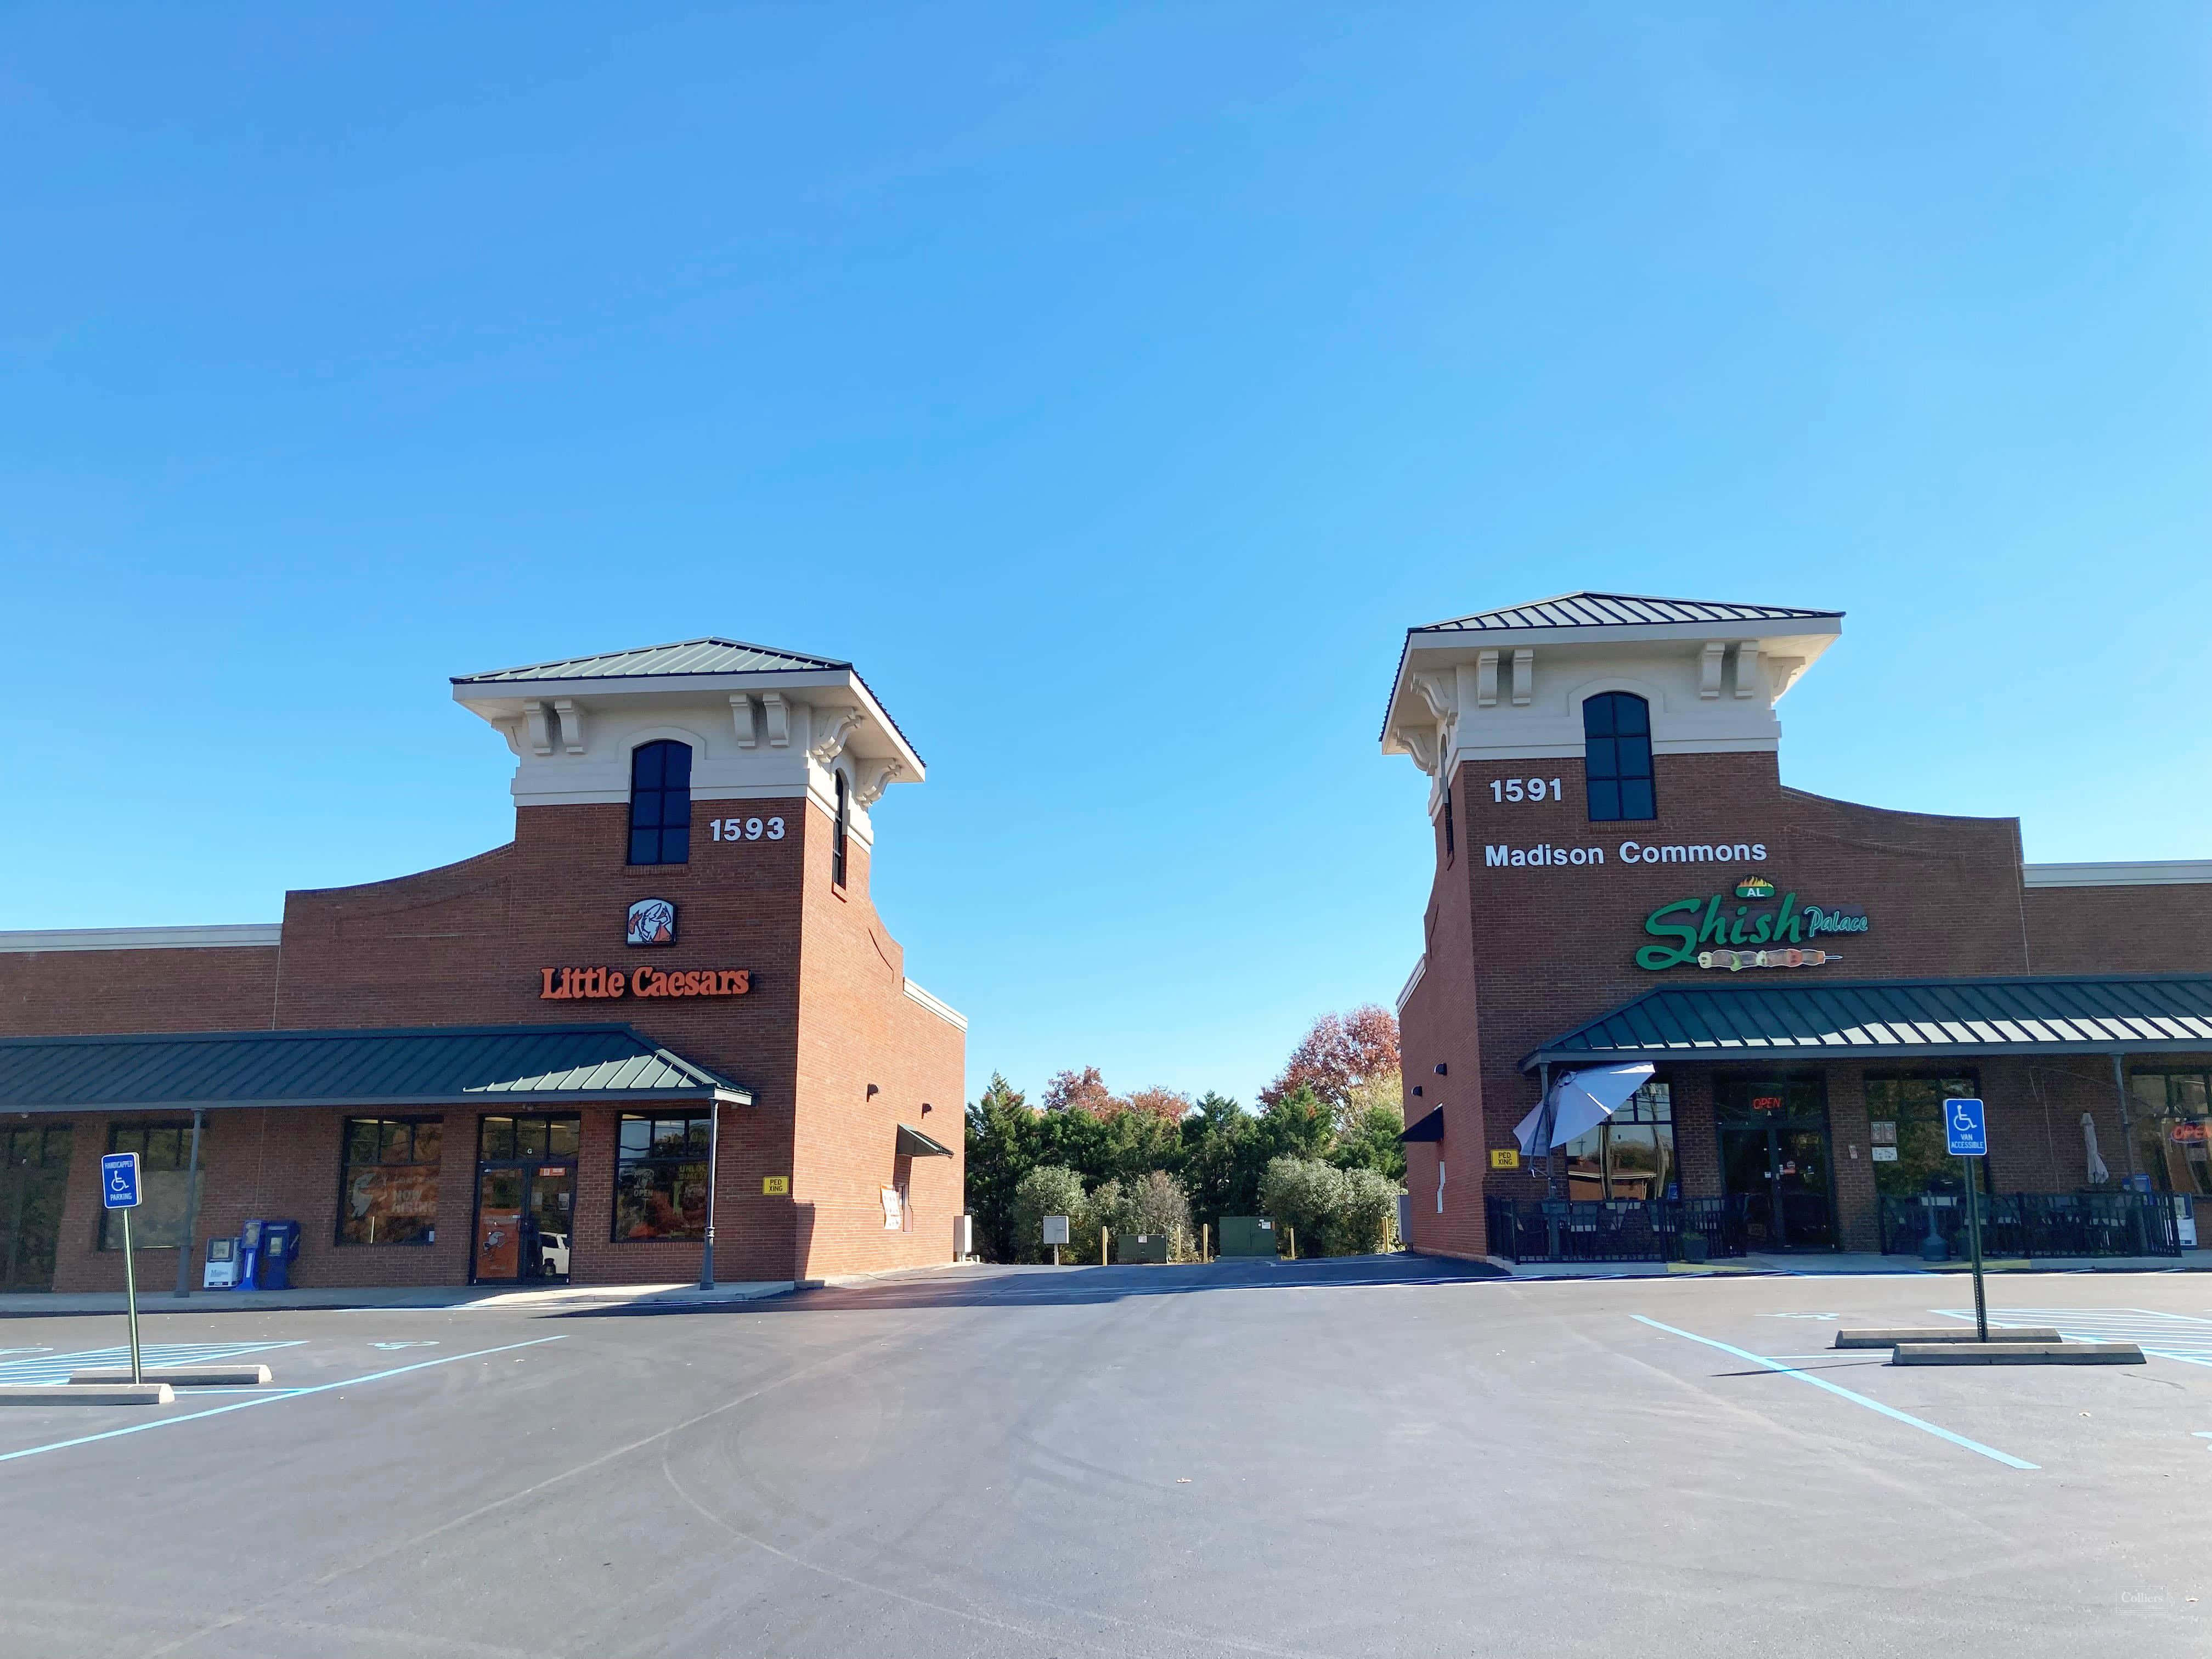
1441, 736, 1779, 767
1397, 953, 1427, 1014
0, 924, 282, 953
2024, 860, 2212, 888
901, 979, 967, 1031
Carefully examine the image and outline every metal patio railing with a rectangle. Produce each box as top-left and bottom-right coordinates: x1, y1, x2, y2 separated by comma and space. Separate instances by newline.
1485, 1195, 1751, 1265
1875, 1190, 2180, 1260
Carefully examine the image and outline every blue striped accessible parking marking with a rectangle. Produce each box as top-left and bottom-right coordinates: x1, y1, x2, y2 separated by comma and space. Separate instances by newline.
1632, 1314, 2039, 1470
0, 1341, 306, 1386
1935, 1307, 2212, 1366
0, 1335, 568, 1464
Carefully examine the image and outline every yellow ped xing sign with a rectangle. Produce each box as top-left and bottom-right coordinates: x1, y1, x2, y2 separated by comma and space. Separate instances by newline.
1489, 1148, 1520, 1170
762, 1176, 790, 1195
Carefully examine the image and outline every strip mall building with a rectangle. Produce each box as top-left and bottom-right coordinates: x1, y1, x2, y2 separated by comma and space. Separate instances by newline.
0, 640, 964, 1292
1384, 594, 2212, 1263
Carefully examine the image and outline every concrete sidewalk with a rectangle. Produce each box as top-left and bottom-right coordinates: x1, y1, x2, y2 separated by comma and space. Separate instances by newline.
1492, 1249, 2212, 1279
0, 1279, 798, 1317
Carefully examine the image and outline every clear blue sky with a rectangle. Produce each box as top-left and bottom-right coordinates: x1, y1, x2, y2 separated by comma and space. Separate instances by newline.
5, 5, 2208, 1108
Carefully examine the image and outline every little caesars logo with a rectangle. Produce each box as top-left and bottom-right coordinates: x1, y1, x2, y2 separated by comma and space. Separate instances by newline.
1638, 878, 1868, 972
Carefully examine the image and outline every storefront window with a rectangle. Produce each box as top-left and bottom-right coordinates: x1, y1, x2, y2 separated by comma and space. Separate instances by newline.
478, 1115, 582, 1161
2130, 1068, 2212, 1197
337, 1118, 443, 1245
98, 1122, 202, 1250
1864, 1073, 1981, 1197
613, 1114, 709, 1242
1562, 1082, 1674, 1200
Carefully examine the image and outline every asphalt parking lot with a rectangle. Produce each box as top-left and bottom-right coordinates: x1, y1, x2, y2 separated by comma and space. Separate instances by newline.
1, 1258, 2208, 1657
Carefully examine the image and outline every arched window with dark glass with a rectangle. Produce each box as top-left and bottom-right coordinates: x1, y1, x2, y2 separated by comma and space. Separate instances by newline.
832, 769, 850, 888
1582, 693, 1655, 822
628, 741, 692, 865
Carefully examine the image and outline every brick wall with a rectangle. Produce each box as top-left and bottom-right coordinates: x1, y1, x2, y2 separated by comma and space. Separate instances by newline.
1413, 744, 2212, 1257
15, 786, 963, 1291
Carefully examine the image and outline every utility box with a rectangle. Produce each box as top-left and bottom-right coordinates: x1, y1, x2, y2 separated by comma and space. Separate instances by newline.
1115, 1232, 1171, 1265
952, 1214, 974, 1260
1041, 1215, 1070, 1246
202, 1237, 239, 1290
1217, 1216, 1279, 1257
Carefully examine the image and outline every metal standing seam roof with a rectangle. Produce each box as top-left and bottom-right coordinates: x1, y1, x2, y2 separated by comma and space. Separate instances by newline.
452, 637, 926, 770
1410, 592, 1844, 635
1521, 976, 2212, 1072
0, 1025, 754, 1114
452, 637, 849, 684
895, 1123, 955, 1158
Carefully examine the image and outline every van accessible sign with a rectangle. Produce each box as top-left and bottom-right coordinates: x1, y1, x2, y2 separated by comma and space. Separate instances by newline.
1638, 879, 1869, 971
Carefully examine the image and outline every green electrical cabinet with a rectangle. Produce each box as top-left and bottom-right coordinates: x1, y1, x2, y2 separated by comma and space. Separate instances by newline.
1114, 1232, 1171, 1265
1217, 1216, 1280, 1257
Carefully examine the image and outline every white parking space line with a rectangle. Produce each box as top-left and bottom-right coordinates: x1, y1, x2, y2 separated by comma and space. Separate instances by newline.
1631, 1315, 2039, 1471
0, 1341, 306, 1386
0, 1335, 568, 1464
1934, 1307, 2212, 1366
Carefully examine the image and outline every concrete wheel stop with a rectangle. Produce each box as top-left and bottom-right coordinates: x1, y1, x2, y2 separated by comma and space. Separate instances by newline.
0, 1383, 176, 1406
67, 1364, 272, 1386
1833, 1328, 2061, 1348
1835, 1327, 2145, 1365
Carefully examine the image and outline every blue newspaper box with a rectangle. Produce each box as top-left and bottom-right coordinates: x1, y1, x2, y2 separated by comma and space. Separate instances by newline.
258, 1220, 301, 1290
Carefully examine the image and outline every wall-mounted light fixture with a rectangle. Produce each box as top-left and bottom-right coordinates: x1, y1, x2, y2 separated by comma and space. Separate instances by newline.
1434, 1063, 1448, 1076
921, 1102, 933, 1115
1412, 1086, 1423, 1097
866, 1084, 879, 1098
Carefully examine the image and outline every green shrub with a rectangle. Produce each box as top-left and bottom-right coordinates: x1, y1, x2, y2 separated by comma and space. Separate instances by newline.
1012, 1164, 1086, 1263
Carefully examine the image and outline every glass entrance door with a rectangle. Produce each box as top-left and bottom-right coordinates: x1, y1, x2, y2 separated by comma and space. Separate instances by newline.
472, 1114, 580, 1284
1718, 1079, 1837, 1251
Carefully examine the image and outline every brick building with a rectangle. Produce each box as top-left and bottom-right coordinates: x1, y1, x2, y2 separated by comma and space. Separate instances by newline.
1383, 593, 2212, 1263
0, 639, 966, 1292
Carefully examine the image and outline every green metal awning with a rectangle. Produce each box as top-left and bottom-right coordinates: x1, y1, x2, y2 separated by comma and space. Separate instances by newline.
895, 1123, 954, 1158
0, 1024, 754, 1115
1522, 975, 2212, 1073
1397, 1107, 1445, 1143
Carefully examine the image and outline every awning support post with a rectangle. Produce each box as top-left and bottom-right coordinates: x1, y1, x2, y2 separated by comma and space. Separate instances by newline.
699, 1099, 721, 1290
1538, 1062, 1555, 1198
2111, 1053, 2141, 1187
172, 1107, 204, 1299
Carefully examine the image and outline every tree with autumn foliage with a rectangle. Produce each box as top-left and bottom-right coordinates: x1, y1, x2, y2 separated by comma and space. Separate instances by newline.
1260, 1005, 1402, 1125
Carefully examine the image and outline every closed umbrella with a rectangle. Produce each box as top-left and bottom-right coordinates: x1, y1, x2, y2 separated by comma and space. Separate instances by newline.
1516, 1063, 1656, 1156
2081, 1113, 2109, 1186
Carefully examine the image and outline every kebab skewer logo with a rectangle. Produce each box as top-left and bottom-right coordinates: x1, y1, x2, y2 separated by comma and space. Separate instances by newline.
1637, 878, 1867, 971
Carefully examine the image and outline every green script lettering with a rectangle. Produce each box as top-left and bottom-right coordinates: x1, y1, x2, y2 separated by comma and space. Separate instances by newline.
1638, 899, 1703, 969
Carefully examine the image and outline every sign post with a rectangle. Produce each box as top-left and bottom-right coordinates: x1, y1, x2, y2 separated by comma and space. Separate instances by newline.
100, 1152, 145, 1384
1945, 1097, 1989, 1342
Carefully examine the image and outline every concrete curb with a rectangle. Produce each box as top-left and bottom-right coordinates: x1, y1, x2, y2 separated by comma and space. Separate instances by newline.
0, 1383, 174, 1404
1835, 1327, 2061, 1348
69, 1365, 272, 1386
1891, 1341, 2146, 1365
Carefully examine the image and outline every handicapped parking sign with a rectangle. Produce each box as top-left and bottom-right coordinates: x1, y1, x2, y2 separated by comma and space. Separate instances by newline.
1944, 1097, 1987, 1158
100, 1151, 142, 1209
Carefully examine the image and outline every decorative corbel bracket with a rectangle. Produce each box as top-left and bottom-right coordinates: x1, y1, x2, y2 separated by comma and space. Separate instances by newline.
731, 693, 758, 747
1476, 649, 1499, 708
1398, 727, 1439, 775
1733, 644, 1761, 699
522, 699, 555, 757
552, 697, 587, 755
807, 707, 867, 765
1699, 641, 1726, 699
854, 758, 905, 808
1413, 672, 1457, 724
762, 693, 791, 748
1510, 648, 1533, 707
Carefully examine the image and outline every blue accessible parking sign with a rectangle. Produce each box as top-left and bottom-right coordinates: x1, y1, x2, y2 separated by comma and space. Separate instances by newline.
1945, 1097, 1987, 1158
101, 1151, 142, 1209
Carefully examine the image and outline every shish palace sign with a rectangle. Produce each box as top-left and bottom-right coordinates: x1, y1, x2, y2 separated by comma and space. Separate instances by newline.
1637, 876, 1869, 972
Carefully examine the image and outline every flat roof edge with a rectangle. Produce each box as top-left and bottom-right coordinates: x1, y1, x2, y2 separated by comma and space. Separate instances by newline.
0, 924, 283, 954
2024, 860, 2212, 888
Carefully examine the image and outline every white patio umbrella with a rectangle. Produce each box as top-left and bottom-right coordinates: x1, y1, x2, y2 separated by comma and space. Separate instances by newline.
2081, 1112, 2110, 1186
1515, 1063, 1656, 1157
